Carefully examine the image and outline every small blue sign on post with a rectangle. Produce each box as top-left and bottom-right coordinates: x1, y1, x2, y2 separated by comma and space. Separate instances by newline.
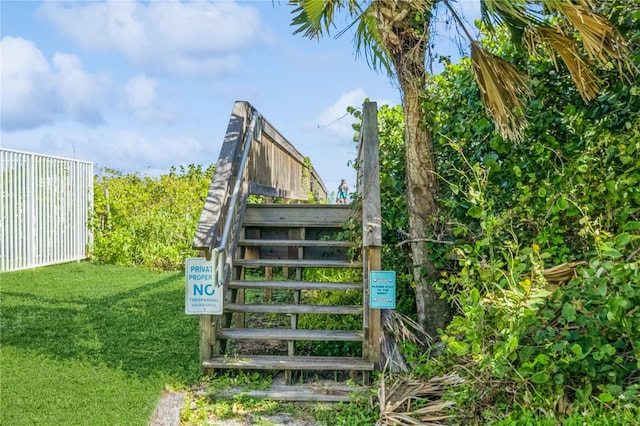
370, 270, 396, 309
185, 257, 223, 315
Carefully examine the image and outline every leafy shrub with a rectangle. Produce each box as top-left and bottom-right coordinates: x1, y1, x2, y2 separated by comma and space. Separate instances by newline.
418, 14, 640, 419
90, 164, 214, 270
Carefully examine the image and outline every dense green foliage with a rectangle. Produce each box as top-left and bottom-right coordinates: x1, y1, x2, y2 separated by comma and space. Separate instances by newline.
90, 164, 214, 270
359, 6, 640, 423
0, 263, 200, 425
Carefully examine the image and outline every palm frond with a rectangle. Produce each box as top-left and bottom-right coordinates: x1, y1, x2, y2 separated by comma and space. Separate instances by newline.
524, 26, 601, 102
353, 8, 394, 76
480, 0, 542, 43
378, 372, 465, 426
470, 41, 531, 141
543, 1, 633, 75
290, 0, 346, 39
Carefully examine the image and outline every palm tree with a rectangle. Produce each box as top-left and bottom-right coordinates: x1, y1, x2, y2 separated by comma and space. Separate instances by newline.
290, 0, 633, 339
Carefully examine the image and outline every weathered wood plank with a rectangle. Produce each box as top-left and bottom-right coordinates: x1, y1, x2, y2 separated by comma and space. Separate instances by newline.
241, 222, 347, 228
358, 101, 383, 382
199, 314, 215, 375
203, 355, 374, 371
217, 328, 363, 341
247, 116, 327, 200
225, 303, 362, 315
214, 384, 363, 402
232, 390, 349, 402
239, 239, 351, 247
360, 101, 382, 247
243, 204, 352, 227
229, 281, 361, 291
193, 101, 248, 251
234, 259, 362, 268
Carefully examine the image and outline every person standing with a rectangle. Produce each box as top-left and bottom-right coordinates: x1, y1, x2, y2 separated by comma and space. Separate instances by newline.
336, 179, 348, 204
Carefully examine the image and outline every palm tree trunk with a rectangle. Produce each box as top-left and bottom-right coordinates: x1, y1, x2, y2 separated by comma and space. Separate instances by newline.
372, 0, 451, 339
401, 80, 452, 339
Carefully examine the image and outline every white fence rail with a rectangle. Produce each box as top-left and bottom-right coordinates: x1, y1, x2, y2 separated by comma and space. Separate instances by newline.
1, 148, 93, 272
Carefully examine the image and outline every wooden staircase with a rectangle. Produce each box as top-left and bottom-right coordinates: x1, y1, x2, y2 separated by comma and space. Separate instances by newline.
192, 101, 382, 402
202, 204, 374, 396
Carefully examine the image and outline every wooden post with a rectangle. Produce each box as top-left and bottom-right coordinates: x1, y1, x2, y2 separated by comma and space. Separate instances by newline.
199, 314, 214, 375
360, 101, 382, 370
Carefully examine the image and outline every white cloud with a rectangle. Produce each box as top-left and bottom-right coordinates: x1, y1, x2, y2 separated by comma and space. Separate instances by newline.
1, 125, 209, 174
0, 36, 109, 131
315, 88, 394, 143
1, 36, 58, 129
92, 130, 204, 171
120, 74, 175, 123
37, 0, 274, 76
316, 88, 367, 142
52, 53, 109, 125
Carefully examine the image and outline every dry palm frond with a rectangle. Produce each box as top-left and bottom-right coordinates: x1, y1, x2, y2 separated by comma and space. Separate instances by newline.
524, 26, 601, 102
471, 41, 531, 141
381, 310, 431, 373
543, 1, 632, 75
378, 371, 465, 426
543, 261, 587, 283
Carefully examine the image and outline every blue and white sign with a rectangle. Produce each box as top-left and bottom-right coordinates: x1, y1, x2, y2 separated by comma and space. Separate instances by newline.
185, 257, 223, 315
370, 270, 396, 309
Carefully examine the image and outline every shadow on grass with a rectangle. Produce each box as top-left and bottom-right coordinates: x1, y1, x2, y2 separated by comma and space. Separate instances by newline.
0, 263, 201, 384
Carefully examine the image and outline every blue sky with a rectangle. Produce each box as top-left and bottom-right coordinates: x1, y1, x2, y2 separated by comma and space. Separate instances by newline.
1, 1, 479, 194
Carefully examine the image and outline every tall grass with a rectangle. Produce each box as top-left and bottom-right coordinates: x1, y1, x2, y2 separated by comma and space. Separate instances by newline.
0, 262, 200, 425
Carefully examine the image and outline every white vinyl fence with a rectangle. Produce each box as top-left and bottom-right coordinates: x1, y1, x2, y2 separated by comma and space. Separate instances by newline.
1, 148, 93, 272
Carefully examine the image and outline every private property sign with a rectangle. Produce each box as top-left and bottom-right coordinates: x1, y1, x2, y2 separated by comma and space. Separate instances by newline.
185, 258, 223, 314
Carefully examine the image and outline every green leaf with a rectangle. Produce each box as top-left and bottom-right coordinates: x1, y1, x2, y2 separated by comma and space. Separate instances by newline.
467, 206, 483, 219
513, 165, 522, 177
615, 232, 632, 247
562, 302, 576, 322
598, 392, 614, 403
534, 353, 550, 366
531, 372, 550, 384
603, 248, 623, 259
570, 344, 583, 357
623, 221, 640, 231
555, 197, 569, 210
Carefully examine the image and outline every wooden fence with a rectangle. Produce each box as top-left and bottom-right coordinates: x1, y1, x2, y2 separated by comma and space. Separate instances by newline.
0, 148, 93, 272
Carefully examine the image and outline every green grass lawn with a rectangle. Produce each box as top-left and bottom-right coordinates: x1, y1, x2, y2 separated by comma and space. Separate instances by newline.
0, 262, 201, 425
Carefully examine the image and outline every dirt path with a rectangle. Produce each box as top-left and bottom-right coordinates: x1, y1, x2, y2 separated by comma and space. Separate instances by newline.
149, 390, 186, 426
149, 387, 323, 425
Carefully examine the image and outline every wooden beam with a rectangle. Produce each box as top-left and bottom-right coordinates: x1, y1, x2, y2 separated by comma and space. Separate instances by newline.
361, 101, 382, 248
359, 101, 382, 372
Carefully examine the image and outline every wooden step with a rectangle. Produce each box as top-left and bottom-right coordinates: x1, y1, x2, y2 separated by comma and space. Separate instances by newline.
239, 239, 351, 247
217, 328, 363, 341
234, 259, 362, 268
244, 204, 352, 228
225, 303, 362, 315
229, 280, 362, 291
202, 355, 374, 371
212, 383, 366, 402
